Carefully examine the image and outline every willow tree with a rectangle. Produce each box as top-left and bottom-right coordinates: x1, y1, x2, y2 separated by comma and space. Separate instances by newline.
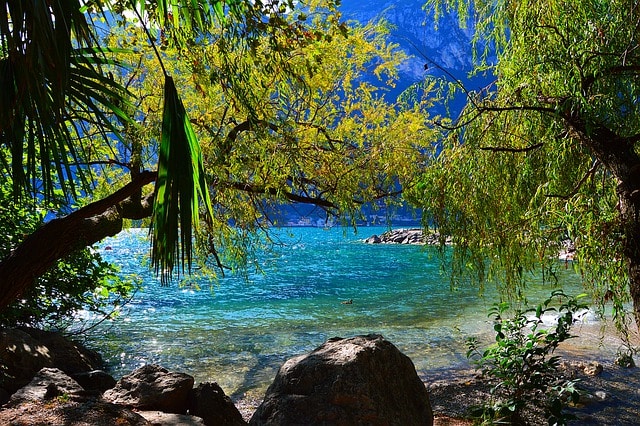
413, 0, 640, 329
0, 0, 433, 307
98, 9, 434, 275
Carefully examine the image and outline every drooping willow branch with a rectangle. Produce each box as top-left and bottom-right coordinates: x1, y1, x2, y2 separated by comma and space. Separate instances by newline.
546, 160, 601, 200
479, 142, 544, 153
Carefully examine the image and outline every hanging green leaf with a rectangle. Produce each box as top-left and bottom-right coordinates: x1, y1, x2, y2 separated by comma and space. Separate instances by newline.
150, 75, 213, 283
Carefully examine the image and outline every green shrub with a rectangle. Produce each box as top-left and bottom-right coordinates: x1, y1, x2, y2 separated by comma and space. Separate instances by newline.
466, 290, 587, 425
0, 184, 136, 332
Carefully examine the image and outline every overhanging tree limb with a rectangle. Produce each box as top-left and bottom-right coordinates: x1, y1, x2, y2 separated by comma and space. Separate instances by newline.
0, 171, 156, 309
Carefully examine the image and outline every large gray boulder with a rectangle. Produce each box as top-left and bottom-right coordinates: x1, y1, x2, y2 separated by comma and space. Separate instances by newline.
7, 367, 85, 407
187, 382, 247, 425
250, 334, 433, 426
0, 327, 102, 394
103, 364, 195, 414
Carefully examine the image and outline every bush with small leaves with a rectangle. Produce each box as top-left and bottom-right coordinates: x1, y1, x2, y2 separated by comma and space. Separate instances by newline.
466, 290, 587, 425
0, 182, 137, 332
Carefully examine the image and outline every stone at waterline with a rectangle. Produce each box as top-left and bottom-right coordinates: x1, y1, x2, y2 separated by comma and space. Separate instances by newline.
7, 367, 85, 407
249, 334, 433, 426
103, 364, 195, 414
0, 327, 102, 394
188, 382, 247, 426
364, 234, 382, 244
71, 369, 117, 393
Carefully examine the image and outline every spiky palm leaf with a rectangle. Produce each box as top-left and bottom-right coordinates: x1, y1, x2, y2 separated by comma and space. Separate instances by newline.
0, 0, 132, 200
151, 75, 213, 283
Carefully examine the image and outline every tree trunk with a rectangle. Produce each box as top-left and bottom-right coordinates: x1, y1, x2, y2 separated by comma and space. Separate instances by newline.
0, 171, 156, 310
618, 180, 640, 329
564, 113, 640, 329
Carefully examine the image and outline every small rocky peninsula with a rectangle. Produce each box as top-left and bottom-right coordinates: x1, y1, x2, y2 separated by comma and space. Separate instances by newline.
364, 228, 451, 245
364, 228, 578, 261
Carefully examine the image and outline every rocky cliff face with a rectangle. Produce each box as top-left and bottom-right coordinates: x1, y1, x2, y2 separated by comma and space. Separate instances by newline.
342, 0, 475, 73
339, 0, 488, 102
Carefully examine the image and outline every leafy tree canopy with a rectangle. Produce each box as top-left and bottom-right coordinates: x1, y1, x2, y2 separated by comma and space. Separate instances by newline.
98, 5, 435, 276
0, 0, 435, 310
416, 0, 640, 330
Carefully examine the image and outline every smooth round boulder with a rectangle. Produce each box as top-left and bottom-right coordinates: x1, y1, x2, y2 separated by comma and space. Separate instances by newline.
103, 364, 194, 414
250, 334, 433, 426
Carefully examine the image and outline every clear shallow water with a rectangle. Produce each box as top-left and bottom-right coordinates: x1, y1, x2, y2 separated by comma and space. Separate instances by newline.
89, 227, 602, 398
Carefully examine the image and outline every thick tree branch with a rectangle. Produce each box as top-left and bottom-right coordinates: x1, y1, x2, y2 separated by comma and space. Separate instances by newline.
479, 143, 544, 153
435, 104, 558, 132
229, 181, 337, 209
0, 170, 157, 310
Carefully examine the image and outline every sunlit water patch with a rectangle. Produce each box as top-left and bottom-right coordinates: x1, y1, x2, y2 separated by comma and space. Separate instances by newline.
87, 227, 615, 398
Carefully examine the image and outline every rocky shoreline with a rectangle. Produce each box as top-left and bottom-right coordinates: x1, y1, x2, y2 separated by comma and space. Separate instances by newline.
1, 331, 434, 425
2, 327, 639, 425
363, 228, 450, 245
364, 228, 577, 260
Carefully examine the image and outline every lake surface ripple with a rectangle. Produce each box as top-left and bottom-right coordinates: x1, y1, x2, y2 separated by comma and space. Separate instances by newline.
89, 227, 616, 398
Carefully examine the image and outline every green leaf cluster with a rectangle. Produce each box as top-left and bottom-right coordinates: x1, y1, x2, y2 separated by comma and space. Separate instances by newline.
102, 5, 435, 276
0, 181, 137, 331
0, 0, 134, 201
466, 291, 587, 425
151, 75, 214, 282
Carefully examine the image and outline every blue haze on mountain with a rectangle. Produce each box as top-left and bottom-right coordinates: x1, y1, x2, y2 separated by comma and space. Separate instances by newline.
340, 0, 481, 97
277, 1, 494, 226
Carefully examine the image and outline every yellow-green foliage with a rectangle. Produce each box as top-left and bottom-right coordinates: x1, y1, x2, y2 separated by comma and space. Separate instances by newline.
416, 0, 638, 320
98, 2, 435, 277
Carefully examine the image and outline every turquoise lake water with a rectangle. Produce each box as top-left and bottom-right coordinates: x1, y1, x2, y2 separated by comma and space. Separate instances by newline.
89, 226, 609, 398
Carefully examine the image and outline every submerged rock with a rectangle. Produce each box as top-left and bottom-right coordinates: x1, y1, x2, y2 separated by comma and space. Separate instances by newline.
250, 334, 433, 426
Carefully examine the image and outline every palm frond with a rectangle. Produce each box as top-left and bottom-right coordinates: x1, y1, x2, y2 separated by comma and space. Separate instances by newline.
0, 0, 133, 201
150, 75, 213, 283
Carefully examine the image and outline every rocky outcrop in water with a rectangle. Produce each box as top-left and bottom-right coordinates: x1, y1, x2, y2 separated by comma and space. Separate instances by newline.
249, 334, 433, 426
364, 228, 451, 245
